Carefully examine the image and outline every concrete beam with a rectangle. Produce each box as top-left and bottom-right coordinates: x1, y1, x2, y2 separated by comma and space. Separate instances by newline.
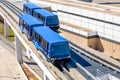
44, 72, 46, 80
26, 49, 32, 59
4, 19, 9, 37
15, 35, 23, 64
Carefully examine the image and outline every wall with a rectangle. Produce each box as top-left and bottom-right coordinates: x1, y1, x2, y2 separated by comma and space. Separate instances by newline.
31, 0, 120, 59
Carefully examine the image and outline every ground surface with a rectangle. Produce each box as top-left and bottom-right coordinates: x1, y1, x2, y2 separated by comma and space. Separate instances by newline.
93, 0, 120, 7
79, 0, 120, 7
0, 34, 27, 80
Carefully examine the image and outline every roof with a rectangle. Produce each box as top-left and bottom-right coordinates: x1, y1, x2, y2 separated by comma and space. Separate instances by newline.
24, 3, 41, 9
34, 9, 57, 17
19, 14, 43, 26
33, 27, 68, 43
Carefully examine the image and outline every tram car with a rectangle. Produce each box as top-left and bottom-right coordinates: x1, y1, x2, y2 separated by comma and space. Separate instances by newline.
19, 14, 43, 40
19, 14, 71, 63
32, 27, 71, 62
23, 3, 41, 15
23, 3, 59, 30
33, 9, 59, 30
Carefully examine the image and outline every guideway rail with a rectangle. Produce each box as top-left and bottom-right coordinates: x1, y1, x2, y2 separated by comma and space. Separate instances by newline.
1, 0, 120, 79
0, 1, 56, 80
0, 0, 81, 80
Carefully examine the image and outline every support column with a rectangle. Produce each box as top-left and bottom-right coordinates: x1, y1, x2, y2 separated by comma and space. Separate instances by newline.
44, 72, 46, 80
26, 49, 32, 59
4, 19, 9, 37
15, 35, 23, 64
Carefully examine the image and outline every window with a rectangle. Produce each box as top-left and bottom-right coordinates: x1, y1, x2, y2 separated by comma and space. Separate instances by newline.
25, 7, 30, 14
33, 12, 38, 18
45, 41, 49, 50
20, 19, 23, 26
46, 16, 59, 25
23, 21, 26, 27
38, 14, 45, 22
24, 23, 28, 30
51, 43, 70, 57
43, 40, 46, 48
26, 7, 30, 14
34, 32, 36, 38
41, 16, 45, 22
34, 32, 39, 39
34, 33, 49, 50
38, 35, 42, 43
41, 38, 44, 46
23, 6, 27, 12
38, 14, 41, 20
23, 6, 26, 11
36, 34, 39, 40
42, 39, 49, 50
46, 42, 49, 50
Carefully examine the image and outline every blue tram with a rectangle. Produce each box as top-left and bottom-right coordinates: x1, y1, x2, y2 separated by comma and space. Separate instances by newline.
32, 27, 71, 62
33, 9, 59, 30
23, 3, 59, 31
23, 3, 41, 15
19, 14, 43, 40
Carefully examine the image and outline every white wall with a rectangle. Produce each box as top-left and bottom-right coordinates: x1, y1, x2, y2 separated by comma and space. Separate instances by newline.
31, 0, 120, 43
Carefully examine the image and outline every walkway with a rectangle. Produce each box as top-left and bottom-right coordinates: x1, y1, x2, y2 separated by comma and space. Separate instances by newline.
0, 35, 27, 80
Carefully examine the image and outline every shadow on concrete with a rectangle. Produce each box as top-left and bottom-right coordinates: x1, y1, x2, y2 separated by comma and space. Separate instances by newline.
25, 62, 38, 65
71, 50, 91, 67
77, 0, 93, 2
0, 76, 19, 79
96, 37, 104, 52
8, 35, 14, 37
99, 2, 120, 5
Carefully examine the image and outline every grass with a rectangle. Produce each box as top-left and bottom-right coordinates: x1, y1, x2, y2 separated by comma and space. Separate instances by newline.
7, 28, 14, 41
0, 23, 4, 35
0, 23, 25, 48
0, 23, 14, 42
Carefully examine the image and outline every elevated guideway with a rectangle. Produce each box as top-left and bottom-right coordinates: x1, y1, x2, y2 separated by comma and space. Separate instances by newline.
0, 0, 87, 80
1, 0, 120, 80
29, 0, 120, 79
0, 34, 28, 80
1, 0, 89, 80
30, 0, 120, 70
0, 1, 66, 80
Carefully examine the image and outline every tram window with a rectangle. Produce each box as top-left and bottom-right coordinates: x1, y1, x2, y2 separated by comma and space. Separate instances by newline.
34, 32, 37, 39
38, 14, 41, 20
41, 16, 45, 22
41, 38, 46, 47
45, 41, 47, 49
23, 6, 26, 11
27, 8, 30, 14
34, 32, 35, 37
37, 14, 44, 22
23, 21, 26, 27
34, 32, 36, 38
36, 34, 38, 40
20, 19, 23, 26
26, 7, 30, 14
24, 23, 28, 29
43, 40, 49, 50
35, 13, 38, 18
46, 42, 49, 50
43, 40, 46, 48
39, 35, 42, 43
26, 7, 28, 12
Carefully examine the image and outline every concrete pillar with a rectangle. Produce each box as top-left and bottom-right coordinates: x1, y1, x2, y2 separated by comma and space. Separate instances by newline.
4, 19, 9, 37
26, 49, 32, 59
44, 72, 46, 80
15, 35, 23, 64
